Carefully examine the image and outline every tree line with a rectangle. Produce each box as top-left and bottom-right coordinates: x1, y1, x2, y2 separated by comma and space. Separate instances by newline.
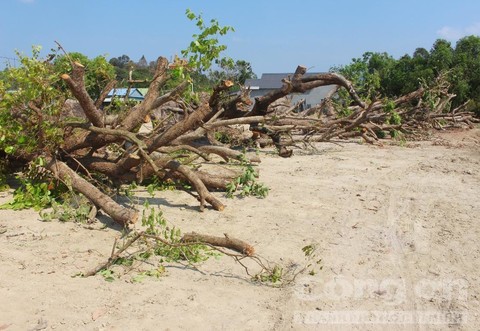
332, 35, 480, 115
107, 54, 257, 91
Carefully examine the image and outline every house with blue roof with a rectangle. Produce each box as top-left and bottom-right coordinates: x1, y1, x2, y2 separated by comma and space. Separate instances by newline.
104, 88, 144, 103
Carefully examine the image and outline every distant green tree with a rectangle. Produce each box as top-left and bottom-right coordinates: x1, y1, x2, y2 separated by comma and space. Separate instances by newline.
384, 48, 434, 96
333, 36, 480, 115
54, 52, 115, 99
383, 54, 411, 96
411, 47, 434, 85
190, 71, 212, 92
129, 66, 153, 88
109, 54, 132, 84
209, 59, 257, 85
429, 39, 454, 75
109, 55, 132, 69
112, 66, 129, 83
451, 35, 480, 111
332, 52, 394, 101
108, 54, 154, 87
413, 47, 429, 60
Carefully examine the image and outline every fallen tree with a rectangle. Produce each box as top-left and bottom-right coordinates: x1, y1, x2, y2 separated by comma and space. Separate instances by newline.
0, 49, 478, 227
209, 69, 478, 155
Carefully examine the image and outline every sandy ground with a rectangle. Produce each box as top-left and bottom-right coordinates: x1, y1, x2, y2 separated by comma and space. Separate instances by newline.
0, 128, 479, 331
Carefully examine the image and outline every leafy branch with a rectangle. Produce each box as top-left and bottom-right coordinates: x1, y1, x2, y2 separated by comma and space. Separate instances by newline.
82, 206, 318, 286
226, 152, 269, 198
181, 9, 235, 72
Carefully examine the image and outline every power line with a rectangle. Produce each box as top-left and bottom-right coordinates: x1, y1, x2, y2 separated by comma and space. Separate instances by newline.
0, 56, 17, 68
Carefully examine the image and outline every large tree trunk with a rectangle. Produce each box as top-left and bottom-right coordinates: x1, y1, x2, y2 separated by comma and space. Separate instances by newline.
45, 157, 138, 226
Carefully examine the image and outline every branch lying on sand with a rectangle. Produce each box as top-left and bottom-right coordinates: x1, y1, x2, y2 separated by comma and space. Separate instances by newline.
83, 231, 255, 278
181, 232, 255, 256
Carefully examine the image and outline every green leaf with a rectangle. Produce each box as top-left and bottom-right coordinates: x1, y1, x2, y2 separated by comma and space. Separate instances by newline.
99, 269, 115, 282
4, 146, 14, 154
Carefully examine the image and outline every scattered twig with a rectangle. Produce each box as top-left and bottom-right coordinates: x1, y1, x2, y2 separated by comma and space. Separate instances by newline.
83, 231, 144, 277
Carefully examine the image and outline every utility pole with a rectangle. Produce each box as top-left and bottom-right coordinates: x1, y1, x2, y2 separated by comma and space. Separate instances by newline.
0, 56, 17, 68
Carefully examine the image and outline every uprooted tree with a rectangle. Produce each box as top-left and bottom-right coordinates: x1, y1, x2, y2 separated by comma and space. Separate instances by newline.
1, 43, 479, 227
1, 8, 479, 230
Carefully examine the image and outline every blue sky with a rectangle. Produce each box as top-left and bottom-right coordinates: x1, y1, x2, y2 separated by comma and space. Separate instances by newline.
1, 0, 479, 75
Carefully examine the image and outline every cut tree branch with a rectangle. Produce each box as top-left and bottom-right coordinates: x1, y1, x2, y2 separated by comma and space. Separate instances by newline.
45, 157, 138, 226
61, 61, 105, 127
181, 232, 255, 256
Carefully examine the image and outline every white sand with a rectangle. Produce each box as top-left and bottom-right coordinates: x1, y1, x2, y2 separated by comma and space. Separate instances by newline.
1, 128, 479, 330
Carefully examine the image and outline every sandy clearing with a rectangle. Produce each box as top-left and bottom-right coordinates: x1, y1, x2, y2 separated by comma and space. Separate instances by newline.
0, 128, 479, 331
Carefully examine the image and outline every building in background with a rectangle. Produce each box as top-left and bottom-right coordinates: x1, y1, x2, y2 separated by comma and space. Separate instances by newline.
245, 73, 338, 110
104, 88, 145, 104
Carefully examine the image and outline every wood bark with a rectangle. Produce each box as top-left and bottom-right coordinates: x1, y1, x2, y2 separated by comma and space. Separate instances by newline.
45, 157, 138, 226
62, 60, 188, 153
147, 102, 213, 152
246, 66, 366, 118
181, 232, 255, 256
61, 61, 104, 127
95, 79, 117, 109
162, 159, 225, 211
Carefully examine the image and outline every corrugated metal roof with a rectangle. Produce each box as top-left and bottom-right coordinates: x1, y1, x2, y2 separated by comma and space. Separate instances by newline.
107, 88, 144, 100
137, 88, 149, 96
